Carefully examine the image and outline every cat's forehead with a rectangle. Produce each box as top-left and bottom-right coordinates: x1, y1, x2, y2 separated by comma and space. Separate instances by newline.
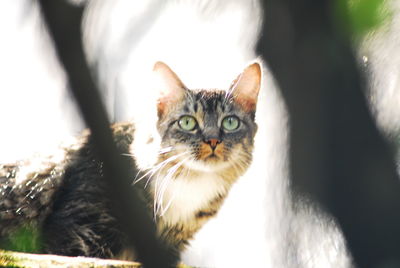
184, 89, 230, 113
192, 89, 226, 100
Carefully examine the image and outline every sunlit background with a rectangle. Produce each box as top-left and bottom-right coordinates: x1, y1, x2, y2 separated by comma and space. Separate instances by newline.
1, 0, 400, 267
0, 0, 83, 162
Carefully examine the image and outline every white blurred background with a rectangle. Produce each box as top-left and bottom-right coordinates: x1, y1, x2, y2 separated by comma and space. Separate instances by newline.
0, 0, 83, 162
0, 0, 399, 267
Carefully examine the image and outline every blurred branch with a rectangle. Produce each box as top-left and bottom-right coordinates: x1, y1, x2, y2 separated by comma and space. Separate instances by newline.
258, 0, 400, 267
37, 0, 177, 267
0, 250, 194, 268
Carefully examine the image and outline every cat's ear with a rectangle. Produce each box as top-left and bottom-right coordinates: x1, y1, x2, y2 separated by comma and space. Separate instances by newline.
229, 62, 262, 112
153, 61, 187, 117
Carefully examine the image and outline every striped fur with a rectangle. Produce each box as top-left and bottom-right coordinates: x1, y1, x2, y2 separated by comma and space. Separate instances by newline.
0, 62, 260, 260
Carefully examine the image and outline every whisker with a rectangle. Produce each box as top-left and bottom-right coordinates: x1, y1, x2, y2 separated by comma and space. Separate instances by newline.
133, 166, 146, 183
154, 156, 189, 217
128, 146, 176, 185
157, 159, 187, 216
158, 146, 174, 155
133, 151, 187, 184
144, 174, 153, 189
151, 152, 189, 216
159, 160, 192, 217
155, 159, 182, 211
160, 189, 176, 217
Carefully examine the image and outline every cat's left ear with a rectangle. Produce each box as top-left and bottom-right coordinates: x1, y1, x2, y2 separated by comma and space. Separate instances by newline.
229, 62, 262, 112
153, 61, 187, 117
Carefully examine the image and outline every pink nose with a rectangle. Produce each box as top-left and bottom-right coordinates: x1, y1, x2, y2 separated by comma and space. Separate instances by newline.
206, 139, 220, 149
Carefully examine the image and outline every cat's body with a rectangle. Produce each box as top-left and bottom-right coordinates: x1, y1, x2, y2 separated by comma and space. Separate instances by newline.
0, 122, 208, 257
0, 62, 261, 259
0, 0, 354, 267
0, 123, 135, 257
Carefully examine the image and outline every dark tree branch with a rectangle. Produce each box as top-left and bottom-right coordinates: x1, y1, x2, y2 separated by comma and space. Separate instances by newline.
258, 1, 400, 267
37, 0, 177, 267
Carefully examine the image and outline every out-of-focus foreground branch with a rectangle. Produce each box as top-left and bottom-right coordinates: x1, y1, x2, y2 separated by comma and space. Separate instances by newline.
37, 0, 177, 267
0, 249, 141, 268
0, 250, 194, 268
258, 0, 400, 267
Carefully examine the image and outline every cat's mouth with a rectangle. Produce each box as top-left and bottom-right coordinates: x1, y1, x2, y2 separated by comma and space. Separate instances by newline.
197, 150, 225, 166
196, 151, 228, 169
203, 152, 220, 161
207, 153, 218, 159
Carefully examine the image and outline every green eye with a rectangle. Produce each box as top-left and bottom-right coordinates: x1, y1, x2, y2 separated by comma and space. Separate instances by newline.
178, 115, 197, 131
222, 116, 240, 131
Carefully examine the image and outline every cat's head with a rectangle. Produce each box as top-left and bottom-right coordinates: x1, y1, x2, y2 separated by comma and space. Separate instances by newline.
153, 61, 261, 175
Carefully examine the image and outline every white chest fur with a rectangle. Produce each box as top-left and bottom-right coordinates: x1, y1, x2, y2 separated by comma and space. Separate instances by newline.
150, 172, 229, 226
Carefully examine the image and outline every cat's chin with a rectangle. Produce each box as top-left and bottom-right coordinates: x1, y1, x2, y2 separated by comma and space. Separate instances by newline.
184, 158, 230, 173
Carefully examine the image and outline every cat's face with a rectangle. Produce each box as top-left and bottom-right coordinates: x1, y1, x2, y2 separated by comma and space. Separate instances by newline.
154, 62, 261, 175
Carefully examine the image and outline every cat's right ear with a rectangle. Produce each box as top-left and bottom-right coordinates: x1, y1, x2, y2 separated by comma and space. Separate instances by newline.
153, 61, 187, 117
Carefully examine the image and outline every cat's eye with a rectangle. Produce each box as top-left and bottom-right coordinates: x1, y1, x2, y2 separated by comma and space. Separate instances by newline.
222, 116, 240, 131
178, 115, 197, 131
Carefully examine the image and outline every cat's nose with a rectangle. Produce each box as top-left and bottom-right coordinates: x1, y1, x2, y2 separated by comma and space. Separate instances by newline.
205, 138, 221, 149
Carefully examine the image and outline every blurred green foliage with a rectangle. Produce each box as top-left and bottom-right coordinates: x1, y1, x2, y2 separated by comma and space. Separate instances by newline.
0, 224, 42, 254
334, 0, 391, 40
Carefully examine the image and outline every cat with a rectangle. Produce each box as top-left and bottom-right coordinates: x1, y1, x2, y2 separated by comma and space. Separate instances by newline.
0, 60, 261, 260
0, 0, 353, 267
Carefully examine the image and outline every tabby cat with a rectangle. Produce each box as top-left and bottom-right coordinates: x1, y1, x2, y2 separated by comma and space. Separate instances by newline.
0, 61, 261, 260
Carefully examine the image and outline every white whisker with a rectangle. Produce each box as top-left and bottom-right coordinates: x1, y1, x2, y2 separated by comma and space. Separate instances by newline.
133, 151, 187, 184
158, 165, 184, 216
158, 146, 174, 155
150, 151, 190, 217
155, 159, 182, 213
154, 156, 189, 217
159, 161, 191, 217
144, 174, 153, 189
159, 189, 177, 217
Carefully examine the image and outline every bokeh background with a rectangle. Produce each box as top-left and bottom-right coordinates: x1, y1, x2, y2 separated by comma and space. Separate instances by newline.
1, 0, 400, 267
